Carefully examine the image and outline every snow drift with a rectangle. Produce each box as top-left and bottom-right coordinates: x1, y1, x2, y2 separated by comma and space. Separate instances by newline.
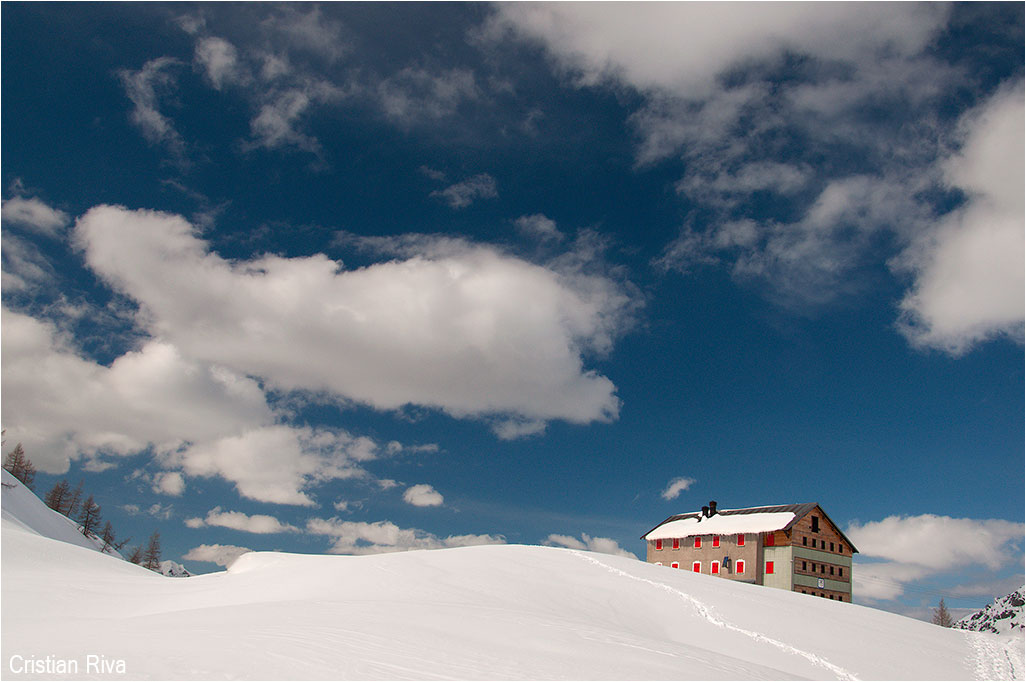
2, 474, 1023, 680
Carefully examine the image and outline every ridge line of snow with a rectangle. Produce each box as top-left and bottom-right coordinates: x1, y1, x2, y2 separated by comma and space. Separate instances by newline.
570, 550, 860, 681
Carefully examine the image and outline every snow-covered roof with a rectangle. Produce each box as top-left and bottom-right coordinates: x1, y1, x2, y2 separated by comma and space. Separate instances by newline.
644, 511, 796, 541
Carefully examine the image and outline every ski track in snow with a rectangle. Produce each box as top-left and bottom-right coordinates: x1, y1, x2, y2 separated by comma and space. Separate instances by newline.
571, 551, 859, 681
964, 629, 1023, 681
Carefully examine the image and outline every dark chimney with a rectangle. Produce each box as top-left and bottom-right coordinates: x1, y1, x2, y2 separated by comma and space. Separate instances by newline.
708, 500, 718, 516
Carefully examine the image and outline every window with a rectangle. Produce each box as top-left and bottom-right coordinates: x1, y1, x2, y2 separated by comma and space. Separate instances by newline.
672, 538, 680, 550
830, 542, 835, 552
802, 536, 808, 546
694, 537, 702, 549
671, 562, 679, 569
830, 567, 835, 576
766, 561, 775, 574
655, 539, 663, 550
712, 561, 720, 575
838, 568, 843, 578
655, 562, 663, 566
811, 516, 820, 533
765, 532, 775, 547
821, 540, 826, 550
737, 533, 745, 546
821, 564, 827, 574
801, 560, 807, 571
712, 535, 720, 548
692, 562, 701, 573
736, 560, 745, 574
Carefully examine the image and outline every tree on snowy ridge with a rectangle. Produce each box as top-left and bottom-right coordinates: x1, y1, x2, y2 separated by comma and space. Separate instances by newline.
143, 531, 162, 572
932, 598, 954, 627
3, 443, 37, 490
77, 495, 103, 538
44, 479, 71, 513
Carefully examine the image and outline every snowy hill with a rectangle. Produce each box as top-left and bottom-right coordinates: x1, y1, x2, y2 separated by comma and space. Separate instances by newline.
159, 559, 192, 577
0, 468, 113, 555
956, 586, 1025, 635
2, 474, 1023, 679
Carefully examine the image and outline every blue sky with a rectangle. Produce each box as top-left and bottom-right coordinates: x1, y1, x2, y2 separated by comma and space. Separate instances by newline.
1, 3, 1022, 620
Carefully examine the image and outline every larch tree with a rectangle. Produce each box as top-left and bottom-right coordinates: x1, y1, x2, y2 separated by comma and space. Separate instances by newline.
64, 480, 84, 519
77, 495, 103, 538
932, 598, 954, 627
127, 545, 144, 565
143, 530, 162, 572
3, 443, 36, 490
44, 480, 71, 513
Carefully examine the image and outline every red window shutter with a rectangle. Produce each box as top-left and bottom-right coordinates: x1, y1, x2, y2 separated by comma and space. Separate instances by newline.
736, 560, 745, 574
765, 532, 775, 546
766, 561, 775, 574
737, 533, 745, 546
712, 561, 719, 574
655, 539, 662, 550
671, 562, 679, 569
712, 535, 720, 547
672, 538, 680, 550
694, 537, 702, 548
692, 562, 701, 573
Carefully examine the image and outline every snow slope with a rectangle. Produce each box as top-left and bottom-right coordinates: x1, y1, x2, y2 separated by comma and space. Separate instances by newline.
956, 586, 1025, 635
0, 468, 108, 553
2, 475, 1023, 680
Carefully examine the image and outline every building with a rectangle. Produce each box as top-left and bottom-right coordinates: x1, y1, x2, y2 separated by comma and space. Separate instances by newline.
641, 501, 858, 602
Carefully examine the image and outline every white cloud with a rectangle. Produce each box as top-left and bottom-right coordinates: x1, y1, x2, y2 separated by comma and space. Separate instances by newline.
118, 57, 186, 159
847, 514, 1025, 601
306, 517, 505, 555
147, 503, 174, 521
73, 205, 633, 431
896, 80, 1025, 354
261, 5, 349, 63
660, 477, 696, 501
1, 196, 70, 236
490, 4, 947, 98
153, 471, 185, 497
378, 67, 480, 126
514, 214, 563, 243
195, 37, 245, 90
402, 484, 444, 508
543, 533, 637, 559
182, 543, 252, 568
430, 173, 498, 209
185, 506, 300, 534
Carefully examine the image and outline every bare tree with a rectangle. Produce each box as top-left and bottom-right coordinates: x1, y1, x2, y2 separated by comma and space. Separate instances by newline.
143, 531, 162, 572
932, 598, 954, 627
77, 495, 103, 538
3, 443, 36, 490
65, 480, 84, 519
44, 480, 71, 513
127, 545, 144, 565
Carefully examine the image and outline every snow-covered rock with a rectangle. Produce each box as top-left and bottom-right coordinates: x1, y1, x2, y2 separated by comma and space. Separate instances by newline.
956, 586, 1025, 635
159, 559, 192, 577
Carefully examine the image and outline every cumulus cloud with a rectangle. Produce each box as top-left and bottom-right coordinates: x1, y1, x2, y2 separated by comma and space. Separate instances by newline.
153, 471, 186, 497
183, 543, 252, 568
306, 517, 505, 555
896, 81, 1025, 354
847, 514, 1025, 601
402, 484, 444, 507
543, 533, 637, 559
660, 476, 696, 501
1, 196, 70, 236
73, 205, 632, 432
185, 506, 300, 534
490, 4, 947, 98
430, 173, 498, 209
